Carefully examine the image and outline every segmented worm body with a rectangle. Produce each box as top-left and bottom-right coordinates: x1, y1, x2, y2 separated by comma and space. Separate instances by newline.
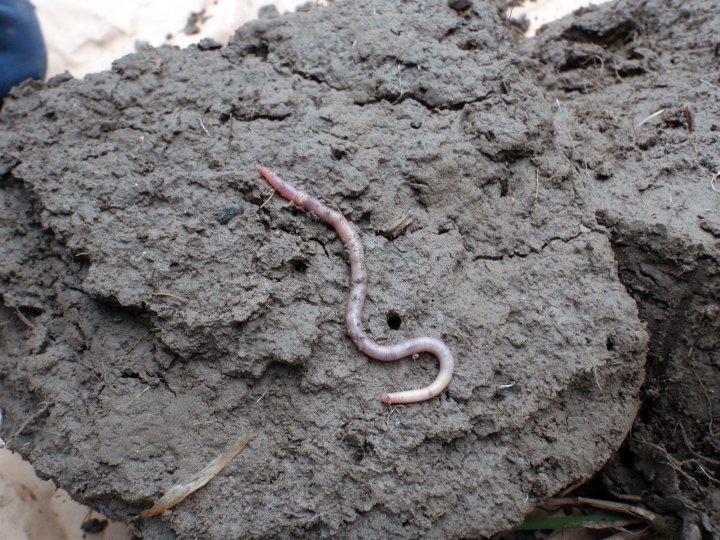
256, 165, 454, 404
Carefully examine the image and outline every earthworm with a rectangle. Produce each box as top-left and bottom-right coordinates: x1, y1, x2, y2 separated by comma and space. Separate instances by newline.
256, 165, 454, 404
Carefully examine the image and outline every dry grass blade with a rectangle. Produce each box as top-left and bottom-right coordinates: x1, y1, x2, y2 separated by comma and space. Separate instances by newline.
3, 402, 50, 448
636, 109, 665, 127
543, 496, 659, 523
378, 213, 416, 239
139, 434, 255, 518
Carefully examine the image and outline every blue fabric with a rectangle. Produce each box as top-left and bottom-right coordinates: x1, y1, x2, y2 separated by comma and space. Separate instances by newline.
0, 0, 46, 99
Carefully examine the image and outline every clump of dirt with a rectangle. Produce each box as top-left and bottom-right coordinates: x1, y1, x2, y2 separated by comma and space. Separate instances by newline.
7, 0, 713, 537
527, 0, 720, 534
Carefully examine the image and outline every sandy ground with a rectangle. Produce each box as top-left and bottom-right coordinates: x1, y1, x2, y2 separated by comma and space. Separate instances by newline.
0, 1, 610, 539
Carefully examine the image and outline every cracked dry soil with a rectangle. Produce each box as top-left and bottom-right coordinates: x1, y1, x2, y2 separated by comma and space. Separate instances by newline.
0, 0, 717, 537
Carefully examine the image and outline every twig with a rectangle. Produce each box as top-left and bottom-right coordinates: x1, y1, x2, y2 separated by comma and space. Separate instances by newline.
151, 270, 189, 304
116, 332, 151, 364
410, 273, 447, 317
115, 386, 151, 411
691, 366, 714, 436
592, 365, 603, 390
385, 404, 402, 428
199, 118, 210, 136
4, 402, 50, 446
14, 308, 35, 331
543, 496, 659, 524
686, 342, 714, 436
610, 492, 643, 503
74, 357, 105, 384
259, 190, 275, 209
152, 292, 189, 304
632, 435, 707, 490
711, 171, 720, 194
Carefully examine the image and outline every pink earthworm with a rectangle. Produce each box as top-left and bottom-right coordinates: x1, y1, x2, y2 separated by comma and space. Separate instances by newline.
256, 165, 454, 404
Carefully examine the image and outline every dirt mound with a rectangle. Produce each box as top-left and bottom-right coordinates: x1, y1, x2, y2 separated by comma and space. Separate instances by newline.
9, 0, 712, 537
529, 0, 720, 534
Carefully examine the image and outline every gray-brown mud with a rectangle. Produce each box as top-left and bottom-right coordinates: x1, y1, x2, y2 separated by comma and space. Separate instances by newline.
526, 0, 720, 535
0, 0, 716, 537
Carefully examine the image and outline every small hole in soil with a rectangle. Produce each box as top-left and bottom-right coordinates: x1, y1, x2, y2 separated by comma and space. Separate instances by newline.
606, 336, 616, 351
291, 259, 307, 273
386, 311, 402, 330
500, 179, 509, 197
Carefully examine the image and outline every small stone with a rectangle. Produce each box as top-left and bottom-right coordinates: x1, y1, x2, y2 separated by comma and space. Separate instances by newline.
198, 37, 222, 51
258, 4, 279, 19
448, 0, 472, 11
215, 203, 242, 224
47, 71, 73, 87
595, 162, 614, 179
